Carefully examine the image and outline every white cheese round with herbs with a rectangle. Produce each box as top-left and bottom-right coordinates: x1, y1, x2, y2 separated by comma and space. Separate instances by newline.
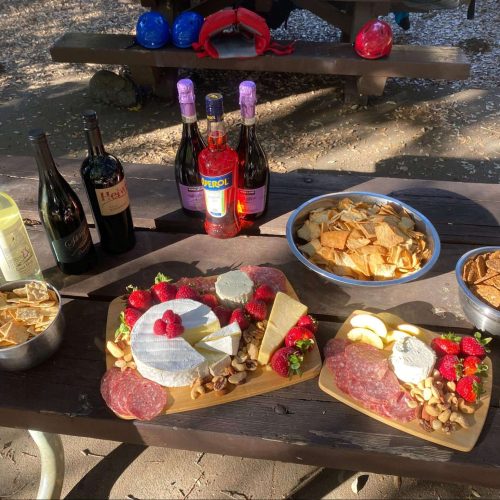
389, 336, 437, 384
215, 270, 254, 308
131, 299, 220, 387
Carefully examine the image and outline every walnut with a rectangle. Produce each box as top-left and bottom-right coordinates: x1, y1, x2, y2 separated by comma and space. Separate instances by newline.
213, 376, 228, 395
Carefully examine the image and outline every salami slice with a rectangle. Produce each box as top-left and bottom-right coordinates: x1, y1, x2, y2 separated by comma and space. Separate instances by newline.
100, 368, 120, 409
239, 266, 287, 293
126, 379, 168, 421
382, 392, 417, 423
345, 343, 389, 381
324, 338, 350, 359
112, 369, 142, 417
175, 276, 217, 294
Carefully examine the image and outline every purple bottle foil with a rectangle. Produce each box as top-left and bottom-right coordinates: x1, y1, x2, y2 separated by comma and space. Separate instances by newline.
177, 79, 196, 119
239, 81, 256, 122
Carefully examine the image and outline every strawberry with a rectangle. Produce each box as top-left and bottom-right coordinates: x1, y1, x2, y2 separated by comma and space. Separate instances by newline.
430, 333, 461, 356
462, 356, 488, 377
214, 305, 232, 327
201, 293, 219, 309
436, 354, 462, 381
123, 307, 142, 329
164, 322, 184, 339
127, 288, 154, 312
150, 273, 176, 303
175, 285, 200, 301
456, 375, 482, 403
153, 319, 167, 336
296, 315, 318, 334
285, 326, 316, 352
270, 347, 303, 377
460, 332, 492, 359
253, 284, 275, 304
245, 299, 267, 322
229, 308, 250, 330
162, 310, 182, 325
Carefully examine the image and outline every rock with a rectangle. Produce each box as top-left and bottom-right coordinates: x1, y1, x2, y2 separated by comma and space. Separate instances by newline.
458, 37, 492, 55
89, 70, 137, 107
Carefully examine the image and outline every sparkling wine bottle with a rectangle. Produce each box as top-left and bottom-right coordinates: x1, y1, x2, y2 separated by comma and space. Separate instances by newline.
175, 79, 206, 217
29, 129, 96, 275
198, 93, 239, 239
80, 110, 135, 254
0, 192, 43, 283
236, 81, 269, 222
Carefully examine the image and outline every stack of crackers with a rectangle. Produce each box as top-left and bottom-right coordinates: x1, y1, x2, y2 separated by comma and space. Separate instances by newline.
0, 282, 59, 348
296, 197, 431, 281
462, 251, 500, 310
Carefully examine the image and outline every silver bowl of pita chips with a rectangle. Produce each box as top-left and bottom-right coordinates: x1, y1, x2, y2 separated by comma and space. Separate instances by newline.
286, 192, 440, 288
0, 280, 63, 371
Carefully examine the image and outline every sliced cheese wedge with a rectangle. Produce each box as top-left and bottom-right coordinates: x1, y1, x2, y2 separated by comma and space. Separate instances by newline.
196, 347, 231, 377
195, 322, 242, 356
257, 292, 308, 365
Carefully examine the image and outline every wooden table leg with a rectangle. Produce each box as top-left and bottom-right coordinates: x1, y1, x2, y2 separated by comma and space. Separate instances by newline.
129, 65, 177, 101
28, 430, 64, 500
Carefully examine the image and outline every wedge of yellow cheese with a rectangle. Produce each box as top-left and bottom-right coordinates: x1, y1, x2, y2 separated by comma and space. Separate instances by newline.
257, 292, 308, 365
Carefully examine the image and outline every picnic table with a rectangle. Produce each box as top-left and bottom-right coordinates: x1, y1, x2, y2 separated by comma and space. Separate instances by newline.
1, 155, 500, 498
50, 0, 470, 102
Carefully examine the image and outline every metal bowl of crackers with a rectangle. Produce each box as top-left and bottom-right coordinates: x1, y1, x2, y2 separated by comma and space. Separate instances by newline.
286, 192, 440, 288
456, 247, 500, 336
0, 280, 63, 371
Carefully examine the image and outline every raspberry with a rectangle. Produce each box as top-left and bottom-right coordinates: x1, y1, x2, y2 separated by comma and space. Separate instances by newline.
153, 319, 166, 336
164, 322, 184, 339
162, 310, 182, 324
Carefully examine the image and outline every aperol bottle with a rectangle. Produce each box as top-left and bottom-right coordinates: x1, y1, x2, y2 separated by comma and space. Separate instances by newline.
236, 81, 269, 222
198, 93, 239, 238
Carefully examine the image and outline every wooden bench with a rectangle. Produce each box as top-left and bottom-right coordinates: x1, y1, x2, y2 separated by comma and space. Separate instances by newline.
50, 32, 469, 101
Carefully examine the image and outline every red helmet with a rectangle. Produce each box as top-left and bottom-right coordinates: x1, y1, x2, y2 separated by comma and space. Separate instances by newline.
354, 19, 393, 59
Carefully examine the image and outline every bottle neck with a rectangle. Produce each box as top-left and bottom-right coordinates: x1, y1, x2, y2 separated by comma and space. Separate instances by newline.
207, 119, 228, 151
85, 126, 106, 157
32, 137, 58, 181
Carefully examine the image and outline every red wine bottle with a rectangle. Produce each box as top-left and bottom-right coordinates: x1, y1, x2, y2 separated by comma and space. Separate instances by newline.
80, 110, 135, 254
29, 129, 96, 275
175, 79, 206, 217
236, 81, 269, 222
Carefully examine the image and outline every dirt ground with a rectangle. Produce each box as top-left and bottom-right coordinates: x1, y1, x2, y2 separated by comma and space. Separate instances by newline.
0, 1, 499, 499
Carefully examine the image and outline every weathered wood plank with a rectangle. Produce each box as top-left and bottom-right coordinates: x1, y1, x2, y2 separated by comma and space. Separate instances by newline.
0, 300, 499, 487
50, 33, 469, 80
2, 156, 499, 244
28, 229, 484, 331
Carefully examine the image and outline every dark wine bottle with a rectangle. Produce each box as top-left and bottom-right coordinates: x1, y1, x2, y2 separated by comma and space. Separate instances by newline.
236, 81, 269, 222
80, 110, 135, 254
29, 129, 96, 275
175, 79, 206, 217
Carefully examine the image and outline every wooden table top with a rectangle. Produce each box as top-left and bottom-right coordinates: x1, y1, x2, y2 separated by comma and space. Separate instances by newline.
1, 156, 500, 487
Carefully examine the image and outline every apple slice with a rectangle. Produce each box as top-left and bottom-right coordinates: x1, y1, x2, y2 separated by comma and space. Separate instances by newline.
397, 323, 421, 336
347, 327, 384, 349
386, 329, 411, 343
350, 314, 388, 339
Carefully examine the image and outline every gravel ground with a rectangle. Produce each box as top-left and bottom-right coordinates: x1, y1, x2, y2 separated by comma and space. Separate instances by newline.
0, 0, 499, 181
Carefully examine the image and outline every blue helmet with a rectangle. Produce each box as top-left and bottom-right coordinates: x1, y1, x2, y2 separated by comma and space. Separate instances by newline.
172, 11, 204, 49
136, 11, 170, 49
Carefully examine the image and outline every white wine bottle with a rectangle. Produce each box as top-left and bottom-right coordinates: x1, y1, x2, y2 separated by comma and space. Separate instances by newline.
0, 192, 43, 283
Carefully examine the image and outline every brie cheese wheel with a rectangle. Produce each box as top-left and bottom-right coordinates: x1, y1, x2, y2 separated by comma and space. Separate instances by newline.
195, 322, 242, 356
131, 299, 220, 387
215, 270, 254, 308
389, 336, 437, 384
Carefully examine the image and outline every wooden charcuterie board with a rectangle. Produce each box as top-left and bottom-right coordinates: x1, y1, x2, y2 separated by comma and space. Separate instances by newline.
105, 277, 322, 417
318, 310, 492, 452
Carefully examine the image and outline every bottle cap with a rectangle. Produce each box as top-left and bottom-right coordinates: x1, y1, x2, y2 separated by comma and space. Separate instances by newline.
82, 110, 99, 130
177, 79, 195, 104
239, 81, 256, 105
205, 93, 224, 121
28, 128, 47, 142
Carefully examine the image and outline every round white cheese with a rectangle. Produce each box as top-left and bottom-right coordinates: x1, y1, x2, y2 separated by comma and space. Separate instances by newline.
131, 299, 220, 387
215, 270, 254, 308
389, 336, 437, 384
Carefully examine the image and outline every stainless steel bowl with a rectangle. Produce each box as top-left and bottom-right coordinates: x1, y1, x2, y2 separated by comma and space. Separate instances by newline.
0, 280, 64, 371
455, 247, 500, 336
286, 191, 441, 288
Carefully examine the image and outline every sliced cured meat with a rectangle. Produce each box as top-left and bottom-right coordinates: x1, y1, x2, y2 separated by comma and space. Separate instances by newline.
382, 392, 417, 423
324, 338, 350, 359
175, 276, 217, 294
112, 369, 142, 417
345, 342, 389, 381
101, 368, 137, 417
126, 378, 168, 421
239, 266, 287, 293
100, 368, 120, 409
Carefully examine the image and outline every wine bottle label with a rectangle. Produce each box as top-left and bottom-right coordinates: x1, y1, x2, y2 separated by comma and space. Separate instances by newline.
201, 172, 233, 218
95, 179, 130, 216
51, 221, 92, 264
179, 184, 205, 212
237, 186, 267, 215
0, 218, 39, 281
